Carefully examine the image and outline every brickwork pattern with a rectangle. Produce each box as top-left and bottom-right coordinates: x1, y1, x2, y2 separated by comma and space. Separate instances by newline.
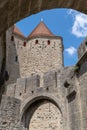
13, 36, 63, 78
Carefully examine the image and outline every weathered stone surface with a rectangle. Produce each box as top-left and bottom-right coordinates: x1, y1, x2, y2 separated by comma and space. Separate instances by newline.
5, 25, 63, 86
0, 6, 87, 129
0, 95, 21, 130
29, 102, 63, 130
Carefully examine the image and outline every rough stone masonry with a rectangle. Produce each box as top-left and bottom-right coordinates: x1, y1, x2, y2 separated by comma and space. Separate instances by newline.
0, 20, 87, 130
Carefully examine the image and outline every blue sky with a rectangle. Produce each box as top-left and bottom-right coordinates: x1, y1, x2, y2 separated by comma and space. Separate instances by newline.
16, 9, 87, 66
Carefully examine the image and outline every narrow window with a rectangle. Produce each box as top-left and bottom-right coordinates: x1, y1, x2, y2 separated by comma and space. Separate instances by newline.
46, 87, 49, 91
11, 36, 14, 41
19, 93, 22, 96
15, 56, 18, 62
23, 42, 26, 47
47, 40, 50, 45
35, 40, 38, 44
31, 91, 34, 94
85, 42, 87, 46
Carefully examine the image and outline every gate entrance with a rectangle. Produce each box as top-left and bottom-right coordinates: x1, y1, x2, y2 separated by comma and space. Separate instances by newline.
29, 102, 63, 130
21, 96, 63, 130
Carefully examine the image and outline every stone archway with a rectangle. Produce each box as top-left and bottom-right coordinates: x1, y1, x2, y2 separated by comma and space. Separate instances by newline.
29, 102, 63, 130
21, 95, 64, 130
0, 0, 87, 88
0, 0, 87, 34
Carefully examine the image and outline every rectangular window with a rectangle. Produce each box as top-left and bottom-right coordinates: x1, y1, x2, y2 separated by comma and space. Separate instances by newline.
23, 42, 26, 47
11, 36, 14, 41
15, 56, 18, 62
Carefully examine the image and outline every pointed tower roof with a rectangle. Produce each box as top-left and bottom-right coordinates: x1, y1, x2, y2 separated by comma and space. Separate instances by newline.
13, 25, 26, 38
28, 21, 54, 39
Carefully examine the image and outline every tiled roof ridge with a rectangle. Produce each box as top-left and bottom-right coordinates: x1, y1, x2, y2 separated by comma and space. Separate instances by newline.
13, 25, 26, 38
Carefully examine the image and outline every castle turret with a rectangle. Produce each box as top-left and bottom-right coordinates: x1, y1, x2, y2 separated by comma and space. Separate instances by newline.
24, 21, 64, 76
6, 21, 64, 84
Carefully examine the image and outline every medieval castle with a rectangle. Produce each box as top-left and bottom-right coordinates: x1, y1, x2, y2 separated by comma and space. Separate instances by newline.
0, 21, 87, 130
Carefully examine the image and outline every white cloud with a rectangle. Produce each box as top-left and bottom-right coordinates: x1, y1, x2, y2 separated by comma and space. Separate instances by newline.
72, 13, 87, 37
65, 46, 77, 56
67, 10, 87, 37
67, 9, 77, 16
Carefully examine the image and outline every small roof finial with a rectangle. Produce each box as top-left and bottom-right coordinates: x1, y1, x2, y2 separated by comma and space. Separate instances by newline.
41, 18, 43, 22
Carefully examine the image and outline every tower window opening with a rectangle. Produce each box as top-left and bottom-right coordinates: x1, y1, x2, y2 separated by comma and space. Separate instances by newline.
19, 93, 22, 96
11, 36, 14, 41
35, 40, 38, 44
31, 90, 34, 94
47, 40, 50, 45
85, 42, 87, 46
23, 42, 26, 47
46, 87, 49, 91
15, 56, 18, 62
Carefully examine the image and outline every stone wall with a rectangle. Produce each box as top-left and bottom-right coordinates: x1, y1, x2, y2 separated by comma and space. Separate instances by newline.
78, 37, 87, 59
0, 95, 21, 130
77, 58, 87, 130
1, 59, 87, 130
6, 68, 67, 130
13, 36, 63, 78
0, 19, 87, 130
6, 69, 65, 103
59, 66, 76, 130
63, 56, 87, 130
6, 28, 63, 86
29, 102, 63, 130
78, 73, 87, 130
25, 37, 63, 76
6, 27, 20, 85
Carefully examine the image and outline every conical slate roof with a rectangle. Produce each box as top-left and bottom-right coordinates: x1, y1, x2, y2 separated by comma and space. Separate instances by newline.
28, 21, 54, 38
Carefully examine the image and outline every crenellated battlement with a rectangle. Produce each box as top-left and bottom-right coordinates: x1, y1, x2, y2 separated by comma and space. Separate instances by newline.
6, 24, 64, 85
6, 69, 62, 101
1, 20, 87, 130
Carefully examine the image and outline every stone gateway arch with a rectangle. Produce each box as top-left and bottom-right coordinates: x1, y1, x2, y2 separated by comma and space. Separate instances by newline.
0, 0, 87, 34
0, 1, 87, 130
21, 95, 63, 130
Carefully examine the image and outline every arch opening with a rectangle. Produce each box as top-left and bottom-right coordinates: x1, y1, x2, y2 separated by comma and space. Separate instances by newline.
15, 8, 87, 67
21, 96, 63, 130
1, 0, 87, 34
